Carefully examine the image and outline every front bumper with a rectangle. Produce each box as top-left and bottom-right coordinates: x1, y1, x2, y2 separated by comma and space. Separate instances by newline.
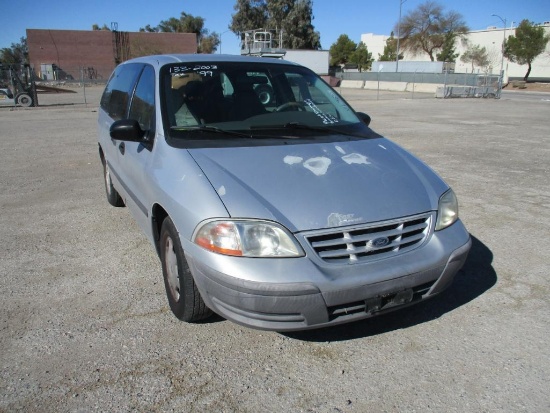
186, 221, 471, 331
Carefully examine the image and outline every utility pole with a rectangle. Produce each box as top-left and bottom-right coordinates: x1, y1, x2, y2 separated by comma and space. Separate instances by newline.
396, 0, 407, 72
491, 14, 506, 97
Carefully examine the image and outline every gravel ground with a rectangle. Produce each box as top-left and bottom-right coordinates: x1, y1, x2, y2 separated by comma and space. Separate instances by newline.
0, 88, 549, 412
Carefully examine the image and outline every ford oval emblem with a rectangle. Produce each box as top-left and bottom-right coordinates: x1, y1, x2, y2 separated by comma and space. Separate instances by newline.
371, 237, 390, 248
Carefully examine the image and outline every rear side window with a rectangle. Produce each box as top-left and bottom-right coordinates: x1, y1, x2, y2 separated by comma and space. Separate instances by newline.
129, 65, 155, 132
100, 63, 143, 120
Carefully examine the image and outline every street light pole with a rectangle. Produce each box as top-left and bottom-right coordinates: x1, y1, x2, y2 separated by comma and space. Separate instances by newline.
396, 0, 407, 73
492, 14, 507, 96
219, 30, 231, 54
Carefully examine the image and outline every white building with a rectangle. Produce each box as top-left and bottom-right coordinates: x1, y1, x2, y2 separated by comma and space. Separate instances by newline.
361, 23, 550, 80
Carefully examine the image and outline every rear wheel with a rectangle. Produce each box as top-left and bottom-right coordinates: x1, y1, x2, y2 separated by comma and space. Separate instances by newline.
160, 217, 212, 322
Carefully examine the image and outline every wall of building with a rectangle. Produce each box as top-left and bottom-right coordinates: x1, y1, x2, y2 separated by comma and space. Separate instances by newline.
361, 24, 550, 81
360, 33, 390, 61
27, 29, 197, 81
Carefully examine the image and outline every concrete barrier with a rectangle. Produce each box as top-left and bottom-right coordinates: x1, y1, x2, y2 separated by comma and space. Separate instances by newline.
363, 81, 378, 90
340, 80, 365, 89
363, 81, 408, 92
435, 85, 498, 98
340, 80, 446, 95
406, 83, 440, 94
362, 81, 440, 94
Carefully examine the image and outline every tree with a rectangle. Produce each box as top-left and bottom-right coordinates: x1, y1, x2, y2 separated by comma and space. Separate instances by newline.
230, 0, 321, 49
460, 44, 489, 72
230, 0, 268, 36
267, 0, 320, 49
92, 24, 110, 31
378, 32, 403, 62
199, 32, 221, 55
350, 42, 373, 71
397, 1, 468, 61
436, 32, 459, 62
504, 19, 550, 81
140, 25, 158, 33
0, 37, 28, 65
329, 35, 356, 66
139, 12, 220, 53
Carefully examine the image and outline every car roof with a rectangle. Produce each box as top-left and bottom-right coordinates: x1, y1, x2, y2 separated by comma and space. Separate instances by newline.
120, 54, 301, 68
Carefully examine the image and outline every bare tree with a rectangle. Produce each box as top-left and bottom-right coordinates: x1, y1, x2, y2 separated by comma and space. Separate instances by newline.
397, 1, 468, 61
460, 44, 489, 72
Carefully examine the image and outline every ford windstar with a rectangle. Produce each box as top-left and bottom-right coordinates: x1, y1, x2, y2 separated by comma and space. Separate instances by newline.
98, 54, 471, 331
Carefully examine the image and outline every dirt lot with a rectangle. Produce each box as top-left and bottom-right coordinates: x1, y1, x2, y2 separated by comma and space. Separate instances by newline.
503, 81, 550, 92
1, 89, 549, 412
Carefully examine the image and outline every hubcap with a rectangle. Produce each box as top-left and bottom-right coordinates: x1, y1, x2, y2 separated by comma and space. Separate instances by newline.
18, 95, 32, 107
164, 236, 180, 301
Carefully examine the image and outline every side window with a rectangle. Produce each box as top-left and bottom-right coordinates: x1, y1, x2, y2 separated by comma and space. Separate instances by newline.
129, 65, 155, 132
100, 64, 143, 120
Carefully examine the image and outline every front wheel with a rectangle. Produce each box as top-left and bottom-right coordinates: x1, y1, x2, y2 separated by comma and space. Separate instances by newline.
160, 217, 212, 322
16, 93, 33, 107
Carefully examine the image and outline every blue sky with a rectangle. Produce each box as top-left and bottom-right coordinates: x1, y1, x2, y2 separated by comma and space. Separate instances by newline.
1, 0, 548, 54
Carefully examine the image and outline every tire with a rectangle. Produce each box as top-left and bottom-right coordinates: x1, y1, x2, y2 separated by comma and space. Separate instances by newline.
102, 161, 124, 207
16, 93, 33, 107
160, 217, 212, 322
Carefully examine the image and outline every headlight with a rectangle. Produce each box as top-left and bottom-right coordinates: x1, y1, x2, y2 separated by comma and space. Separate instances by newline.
435, 189, 459, 231
194, 220, 304, 257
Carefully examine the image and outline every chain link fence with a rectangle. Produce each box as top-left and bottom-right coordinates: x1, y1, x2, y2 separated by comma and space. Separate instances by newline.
1, 64, 108, 108
338, 71, 502, 99
2, 63, 504, 108
34, 66, 108, 107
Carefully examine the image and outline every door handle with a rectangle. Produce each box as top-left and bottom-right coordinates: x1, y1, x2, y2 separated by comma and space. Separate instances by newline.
118, 142, 125, 155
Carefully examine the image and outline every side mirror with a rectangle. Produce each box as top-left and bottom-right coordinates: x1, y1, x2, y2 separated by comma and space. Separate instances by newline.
356, 112, 371, 127
109, 119, 146, 142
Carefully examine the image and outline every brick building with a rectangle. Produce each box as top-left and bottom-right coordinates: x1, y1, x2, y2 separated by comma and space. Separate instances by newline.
26, 29, 197, 81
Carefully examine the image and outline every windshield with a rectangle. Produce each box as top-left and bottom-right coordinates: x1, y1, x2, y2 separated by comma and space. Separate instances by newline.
161, 61, 369, 143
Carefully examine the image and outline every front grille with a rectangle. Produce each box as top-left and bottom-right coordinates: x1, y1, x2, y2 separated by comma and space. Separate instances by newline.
305, 213, 432, 264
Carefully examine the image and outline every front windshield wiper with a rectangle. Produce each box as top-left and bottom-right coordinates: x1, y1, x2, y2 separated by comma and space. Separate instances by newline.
250, 122, 363, 138
282, 122, 364, 138
171, 125, 254, 139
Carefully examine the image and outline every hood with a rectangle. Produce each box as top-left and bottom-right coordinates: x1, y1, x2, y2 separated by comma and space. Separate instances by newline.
189, 138, 448, 232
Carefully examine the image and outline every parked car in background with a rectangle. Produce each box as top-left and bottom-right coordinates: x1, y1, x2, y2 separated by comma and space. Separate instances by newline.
97, 54, 471, 331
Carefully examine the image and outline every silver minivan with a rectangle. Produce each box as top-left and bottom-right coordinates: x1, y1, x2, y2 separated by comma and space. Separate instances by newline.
98, 54, 471, 331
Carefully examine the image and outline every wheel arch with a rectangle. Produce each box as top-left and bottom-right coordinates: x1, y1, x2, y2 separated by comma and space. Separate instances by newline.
152, 203, 169, 256
98, 143, 106, 165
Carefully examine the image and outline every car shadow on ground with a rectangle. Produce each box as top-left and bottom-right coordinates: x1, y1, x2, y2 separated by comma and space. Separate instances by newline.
283, 234, 496, 342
